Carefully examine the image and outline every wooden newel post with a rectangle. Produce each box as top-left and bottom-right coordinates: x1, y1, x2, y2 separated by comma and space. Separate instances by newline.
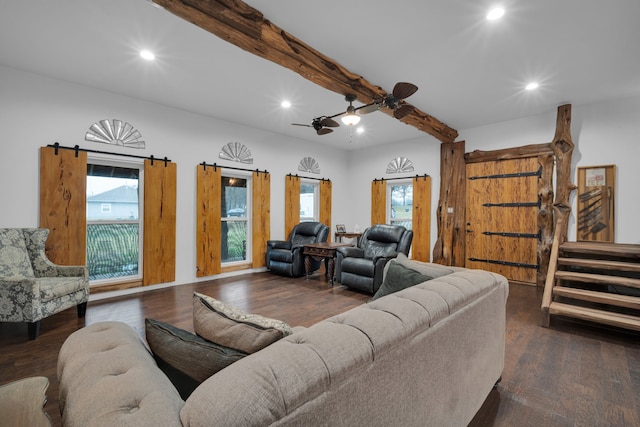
541, 104, 577, 325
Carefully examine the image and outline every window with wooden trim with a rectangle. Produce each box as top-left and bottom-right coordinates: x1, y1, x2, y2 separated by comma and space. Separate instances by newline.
300, 181, 319, 222
86, 162, 143, 283
40, 145, 176, 288
388, 180, 413, 230
221, 174, 250, 264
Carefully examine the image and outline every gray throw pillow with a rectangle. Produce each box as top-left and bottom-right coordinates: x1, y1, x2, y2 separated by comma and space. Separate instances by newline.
372, 261, 433, 300
193, 292, 292, 354
145, 318, 247, 398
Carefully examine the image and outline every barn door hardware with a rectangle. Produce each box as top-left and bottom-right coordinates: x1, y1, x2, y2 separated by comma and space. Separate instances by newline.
482, 200, 541, 208
468, 258, 539, 270
468, 166, 542, 180
482, 230, 541, 239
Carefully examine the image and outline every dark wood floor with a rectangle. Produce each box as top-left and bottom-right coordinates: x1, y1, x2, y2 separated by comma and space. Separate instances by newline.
1, 271, 639, 426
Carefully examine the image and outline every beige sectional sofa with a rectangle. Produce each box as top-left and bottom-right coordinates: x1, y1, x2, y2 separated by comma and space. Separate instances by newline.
57, 263, 508, 426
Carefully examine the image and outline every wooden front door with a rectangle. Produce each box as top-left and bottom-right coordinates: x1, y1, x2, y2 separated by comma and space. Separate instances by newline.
465, 157, 539, 284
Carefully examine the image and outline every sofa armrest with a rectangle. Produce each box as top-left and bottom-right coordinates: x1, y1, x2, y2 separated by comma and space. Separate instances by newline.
267, 240, 291, 250
337, 247, 364, 258
372, 252, 400, 265
0, 277, 39, 296
58, 322, 184, 427
38, 265, 88, 279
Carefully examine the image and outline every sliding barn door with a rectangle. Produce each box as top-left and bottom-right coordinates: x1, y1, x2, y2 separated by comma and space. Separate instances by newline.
284, 175, 300, 239
39, 146, 87, 265
465, 157, 539, 284
143, 159, 177, 286
196, 165, 222, 277
252, 170, 270, 268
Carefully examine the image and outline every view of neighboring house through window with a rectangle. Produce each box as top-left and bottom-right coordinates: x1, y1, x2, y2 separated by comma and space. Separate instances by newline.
86, 163, 142, 283
222, 175, 249, 264
389, 181, 413, 230
300, 181, 319, 222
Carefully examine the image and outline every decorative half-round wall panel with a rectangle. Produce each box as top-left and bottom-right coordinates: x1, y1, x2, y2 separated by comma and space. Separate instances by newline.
298, 157, 320, 174
85, 119, 145, 149
386, 156, 414, 174
219, 142, 253, 164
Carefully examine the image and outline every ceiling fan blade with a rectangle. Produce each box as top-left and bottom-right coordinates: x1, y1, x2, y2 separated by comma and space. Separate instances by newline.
321, 117, 340, 127
357, 103, 380, 115
392, 82, 418, 100
292, 123, 312, 127
394, 104, 414, 119
317, 128, 333, 135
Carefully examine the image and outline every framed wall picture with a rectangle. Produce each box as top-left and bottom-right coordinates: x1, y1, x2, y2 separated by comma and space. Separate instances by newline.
336, 224, 346, 233
576, 164, 616, 242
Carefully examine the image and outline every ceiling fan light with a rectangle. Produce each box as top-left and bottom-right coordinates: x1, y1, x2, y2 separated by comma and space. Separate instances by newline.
486, 7, 505, 21
140, 50, 155, 61
341, 104, 360, 126
341, 113, 360, 126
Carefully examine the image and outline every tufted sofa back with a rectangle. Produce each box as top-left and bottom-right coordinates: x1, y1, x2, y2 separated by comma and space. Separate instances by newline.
58, 268, 507, 426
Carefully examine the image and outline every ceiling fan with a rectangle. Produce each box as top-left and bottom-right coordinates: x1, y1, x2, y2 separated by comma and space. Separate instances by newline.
358, 82, 419, 119
291, 82, 418, 136
291, 116, 340, 135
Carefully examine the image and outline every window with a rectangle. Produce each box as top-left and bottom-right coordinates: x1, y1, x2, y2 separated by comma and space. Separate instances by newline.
221, 174, 249, 264
86, 163, 143, 283
300, 181, 319, 222
389, 181, 413, 230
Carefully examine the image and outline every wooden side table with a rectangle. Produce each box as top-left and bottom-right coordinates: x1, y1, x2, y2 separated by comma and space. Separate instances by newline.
303, 242, 352, 285
335, 232, 363, 246
0, 376, 52, 427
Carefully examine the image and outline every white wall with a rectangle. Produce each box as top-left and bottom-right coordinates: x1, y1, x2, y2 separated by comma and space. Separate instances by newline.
345, 137, 442, 245
2, 64, 639, 292
0, 65, 351, 287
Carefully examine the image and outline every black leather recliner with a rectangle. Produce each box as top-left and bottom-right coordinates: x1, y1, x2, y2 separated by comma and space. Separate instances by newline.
335, 224, 413, 294
266, 222, 330, 277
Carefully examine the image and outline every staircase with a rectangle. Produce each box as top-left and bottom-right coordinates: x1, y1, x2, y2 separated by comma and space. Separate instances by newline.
541, 241, 640, 331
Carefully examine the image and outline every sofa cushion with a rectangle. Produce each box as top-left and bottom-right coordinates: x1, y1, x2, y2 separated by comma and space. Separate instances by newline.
193, 292, 292, 354
372, 261, 433, 300
0, 228, 34, 278
145, 319, 246, 399
37, 277, 88, 303
57, 321, 184, 427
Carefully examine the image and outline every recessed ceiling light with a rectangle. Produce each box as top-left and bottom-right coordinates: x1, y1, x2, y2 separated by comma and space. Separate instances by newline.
280, 100, 291, 109
140, 50, 155, 61
486, 7, 505, 21
525, 82, 539, 91
356, 127, 364, 134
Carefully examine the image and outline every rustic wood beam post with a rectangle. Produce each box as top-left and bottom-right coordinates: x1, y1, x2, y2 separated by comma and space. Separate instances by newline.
541, 104, 577, 325
550, 104, 577, 235
537, 154, 555, 287
433, 140, 466, 266
152, 0, 458, 143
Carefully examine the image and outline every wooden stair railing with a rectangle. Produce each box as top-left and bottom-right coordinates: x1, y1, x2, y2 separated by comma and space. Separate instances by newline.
541, 240, 640, 331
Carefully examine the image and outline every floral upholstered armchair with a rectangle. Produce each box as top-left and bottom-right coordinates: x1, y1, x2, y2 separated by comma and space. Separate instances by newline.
0, 228, 89, 339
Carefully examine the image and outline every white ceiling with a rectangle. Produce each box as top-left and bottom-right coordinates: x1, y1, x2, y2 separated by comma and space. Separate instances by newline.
1, 0, 639, 150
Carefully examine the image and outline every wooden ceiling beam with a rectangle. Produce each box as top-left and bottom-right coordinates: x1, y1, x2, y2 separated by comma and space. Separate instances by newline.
152, 0, 459, 143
